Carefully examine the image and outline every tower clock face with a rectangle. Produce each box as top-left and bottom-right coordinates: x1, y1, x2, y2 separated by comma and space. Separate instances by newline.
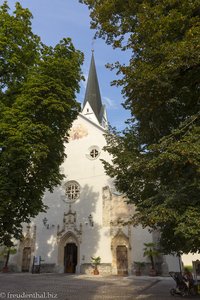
63, 181, 80, 203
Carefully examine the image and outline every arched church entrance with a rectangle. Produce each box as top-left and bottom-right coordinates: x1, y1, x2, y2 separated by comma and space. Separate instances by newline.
116, 245, 128, 275
64, 243, 77, 273
111, 229, 131, 275
57, 231, 79, 273
21, 247, 31, 272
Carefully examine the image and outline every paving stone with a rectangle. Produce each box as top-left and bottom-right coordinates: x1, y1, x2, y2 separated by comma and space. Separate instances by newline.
0, 273, 198, 300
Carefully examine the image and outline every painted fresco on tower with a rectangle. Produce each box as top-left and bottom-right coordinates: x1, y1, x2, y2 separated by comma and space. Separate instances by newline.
68, 123, 88, 141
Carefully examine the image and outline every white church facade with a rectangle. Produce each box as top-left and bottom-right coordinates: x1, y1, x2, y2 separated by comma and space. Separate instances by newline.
9, 54, 180, 275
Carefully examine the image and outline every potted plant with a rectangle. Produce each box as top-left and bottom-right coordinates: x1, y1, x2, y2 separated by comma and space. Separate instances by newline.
143, 242, 160, 276
91, 256, 101, 275
134, 261, 145, 276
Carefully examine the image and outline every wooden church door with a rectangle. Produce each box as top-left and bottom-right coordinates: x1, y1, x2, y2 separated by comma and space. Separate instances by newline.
64, 243, 77, 273
22, 247, 31, 272
116, 245, 128, 275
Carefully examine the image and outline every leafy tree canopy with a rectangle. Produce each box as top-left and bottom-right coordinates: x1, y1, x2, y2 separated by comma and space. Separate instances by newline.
81, 0, 200, 254
0, 2, 83, 246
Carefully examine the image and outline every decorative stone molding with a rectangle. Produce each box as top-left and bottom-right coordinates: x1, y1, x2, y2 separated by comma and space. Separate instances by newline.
102, 186, 112, 226
57, 231, 80, 270
62, 181, 80, 203
111, 229, 131, 275
111, 229, 130, 249
57, 204, 82, 244
17, 224, 37, 271
20, 224, 36, 251
102, 185, 135, 227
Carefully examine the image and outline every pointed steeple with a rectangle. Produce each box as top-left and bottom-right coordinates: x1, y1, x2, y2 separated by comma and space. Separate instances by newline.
82, 52, 104, 125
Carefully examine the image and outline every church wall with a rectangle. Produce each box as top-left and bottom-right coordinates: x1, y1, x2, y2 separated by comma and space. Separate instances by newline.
9, 114, 180, 275
63, 116, 119, 273
34, 188, 66, 264
130, 226, 153, 263
22, 115, 113, 273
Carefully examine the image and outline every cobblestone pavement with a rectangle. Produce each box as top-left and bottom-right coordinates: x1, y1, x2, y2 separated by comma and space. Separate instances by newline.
0, 273, 199, 300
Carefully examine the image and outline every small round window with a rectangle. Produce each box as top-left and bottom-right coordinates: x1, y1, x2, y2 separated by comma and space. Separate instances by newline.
90, 149, 99, 158
86, 146, 100, 160
64, 181, 80, 201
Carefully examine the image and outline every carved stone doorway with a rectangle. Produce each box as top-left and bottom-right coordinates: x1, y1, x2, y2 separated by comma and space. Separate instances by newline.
116, 245, 128, 275
64, 243, 77, 273
22, 247, 31, 272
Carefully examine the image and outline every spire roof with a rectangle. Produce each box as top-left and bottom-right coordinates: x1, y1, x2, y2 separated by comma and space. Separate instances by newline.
83, 52, 103, 123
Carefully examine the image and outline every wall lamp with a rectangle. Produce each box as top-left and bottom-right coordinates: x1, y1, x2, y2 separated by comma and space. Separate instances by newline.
42, 217, 55, 229
88, 214, 94, 227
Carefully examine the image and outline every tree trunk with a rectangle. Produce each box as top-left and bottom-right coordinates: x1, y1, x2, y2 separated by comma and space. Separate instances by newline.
150, 255, 155, 270
4, 249, 10, 268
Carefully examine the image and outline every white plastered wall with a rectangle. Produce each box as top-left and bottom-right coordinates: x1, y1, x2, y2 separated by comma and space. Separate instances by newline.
11, 113, 180, 273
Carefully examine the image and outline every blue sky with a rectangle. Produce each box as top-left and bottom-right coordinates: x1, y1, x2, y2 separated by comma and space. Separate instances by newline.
3, 0, 131, 130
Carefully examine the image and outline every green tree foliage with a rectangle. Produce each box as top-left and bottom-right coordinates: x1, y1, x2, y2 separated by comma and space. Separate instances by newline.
0, 245, 17, 269
81, 0, 200, 254
0, 2, 83, 246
